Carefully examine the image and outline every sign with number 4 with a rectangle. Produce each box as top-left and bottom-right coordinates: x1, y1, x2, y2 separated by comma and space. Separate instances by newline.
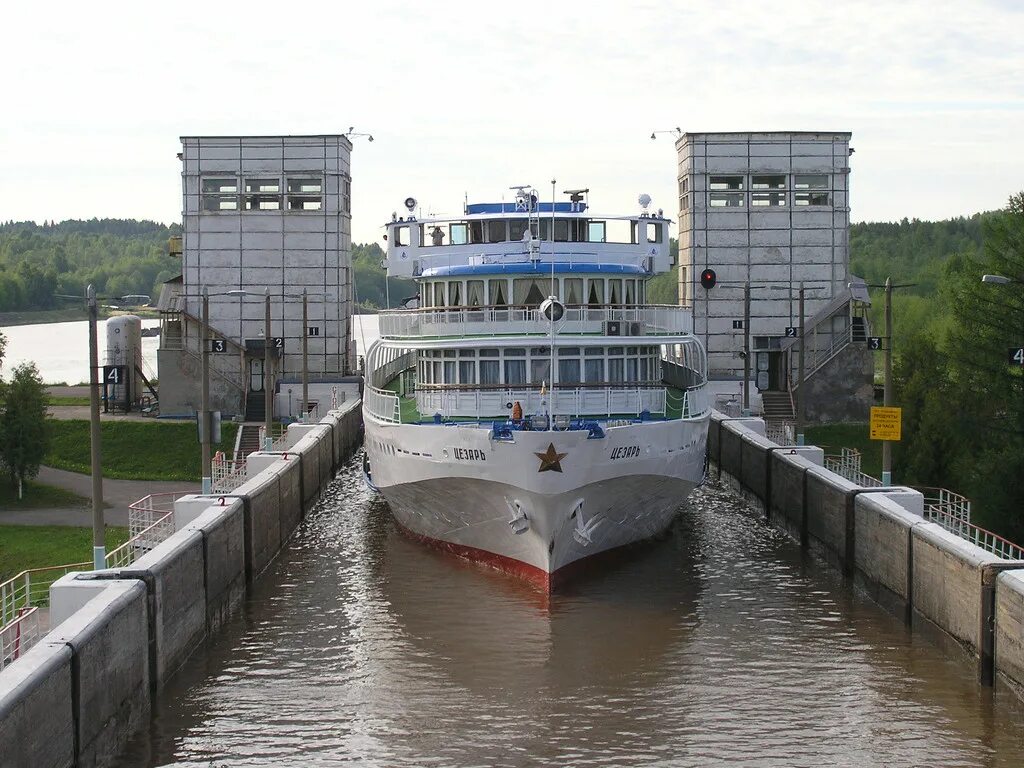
1010, 347, 1024, 366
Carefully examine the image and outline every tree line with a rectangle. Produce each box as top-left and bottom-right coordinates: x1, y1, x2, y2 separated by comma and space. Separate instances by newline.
0, 219, 181, 311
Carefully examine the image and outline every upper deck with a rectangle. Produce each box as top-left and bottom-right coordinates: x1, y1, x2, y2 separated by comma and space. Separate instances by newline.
383, 194, 673, 279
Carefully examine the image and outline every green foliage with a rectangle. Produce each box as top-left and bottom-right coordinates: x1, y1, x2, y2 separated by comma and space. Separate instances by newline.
0, 362, 51, 493
0, 219, 181, 312
892, 193, 1024, 541
352, 242, 417, 309
45, 419, 238, 481
0, 525, 129, 580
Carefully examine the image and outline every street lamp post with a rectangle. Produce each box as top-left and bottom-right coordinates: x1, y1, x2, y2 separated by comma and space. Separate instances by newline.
86, 285, 105, 569
265, 288, 273, 450
796, 282, 806, 446
301, 288, 309, 422
743, 282, 751, 413
201, 287, 211, 494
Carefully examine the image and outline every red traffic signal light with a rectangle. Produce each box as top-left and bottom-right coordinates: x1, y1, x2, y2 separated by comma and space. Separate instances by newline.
700, 268, 717, 289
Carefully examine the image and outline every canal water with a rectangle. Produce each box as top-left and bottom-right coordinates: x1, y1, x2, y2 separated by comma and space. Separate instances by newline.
115, 457, 1024, 767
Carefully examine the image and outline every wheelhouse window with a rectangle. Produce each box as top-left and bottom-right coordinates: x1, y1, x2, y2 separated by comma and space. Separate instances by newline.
553, 219, 570, 242
487, 220, 507, 243
450, 223, 469, 245
587, 221, 606, 243
646, 222, 664, 243
509, 219, 529, 242
394, 225, 411, 247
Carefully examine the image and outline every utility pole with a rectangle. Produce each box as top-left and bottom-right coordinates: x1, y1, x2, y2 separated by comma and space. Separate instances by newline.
882, 276, 894, 485
796, 282, 806, 446
201, 287, 211, 493
301, 288, 309, 423
743, 281, 751, 414
86, 285, 105, 569
264, 288, 273, 451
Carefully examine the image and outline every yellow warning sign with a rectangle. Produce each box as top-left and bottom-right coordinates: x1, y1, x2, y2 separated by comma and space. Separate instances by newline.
870, 406, 902, 441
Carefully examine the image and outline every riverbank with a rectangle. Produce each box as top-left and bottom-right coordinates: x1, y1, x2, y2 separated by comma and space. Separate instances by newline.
0, 307, 161, 328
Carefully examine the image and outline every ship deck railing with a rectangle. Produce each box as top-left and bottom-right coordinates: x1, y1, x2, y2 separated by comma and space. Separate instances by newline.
378, 304, 693, 340
364, 379, 710, 425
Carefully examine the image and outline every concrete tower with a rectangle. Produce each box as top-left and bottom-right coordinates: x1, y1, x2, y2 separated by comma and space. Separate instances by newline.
158, 134, 356, 419
676, 131, 872, 422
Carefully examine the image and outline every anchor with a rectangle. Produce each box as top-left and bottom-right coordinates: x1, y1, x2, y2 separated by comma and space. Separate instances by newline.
570, 499, 601, 546
507, 499, 529, 535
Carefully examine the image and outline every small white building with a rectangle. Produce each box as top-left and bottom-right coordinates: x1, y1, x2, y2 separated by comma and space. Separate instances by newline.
676, 131, 872, 422
158, 134, 357, 420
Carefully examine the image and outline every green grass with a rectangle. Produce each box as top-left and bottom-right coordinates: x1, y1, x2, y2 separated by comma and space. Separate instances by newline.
0, 479, 91, 510
47, 396, 92, 406
45, 420, 239, 481
0, 525, 130, 581
806, 422, 883, 479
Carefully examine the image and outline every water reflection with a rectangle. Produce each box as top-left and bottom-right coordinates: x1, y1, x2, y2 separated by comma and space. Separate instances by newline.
115, 457, 1024, 768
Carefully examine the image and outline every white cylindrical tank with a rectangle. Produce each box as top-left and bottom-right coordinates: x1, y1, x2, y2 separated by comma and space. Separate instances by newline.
106, 315, 143, 405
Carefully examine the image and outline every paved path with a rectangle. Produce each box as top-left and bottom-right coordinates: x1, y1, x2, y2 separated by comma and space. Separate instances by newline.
0, 466, 197, 527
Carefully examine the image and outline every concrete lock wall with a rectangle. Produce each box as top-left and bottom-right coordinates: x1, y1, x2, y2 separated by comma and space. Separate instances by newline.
0, 642, 75, 768
0, 400, 363, 768
995, 571, 1024, 693
46, 579, 150, 768
708, 410, 1024, 697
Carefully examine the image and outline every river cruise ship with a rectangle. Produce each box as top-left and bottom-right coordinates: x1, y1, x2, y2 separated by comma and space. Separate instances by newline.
362, 187, 710, 591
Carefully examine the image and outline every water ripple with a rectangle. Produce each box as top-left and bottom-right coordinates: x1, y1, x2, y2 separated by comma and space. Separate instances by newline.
113, 455, 1024, 767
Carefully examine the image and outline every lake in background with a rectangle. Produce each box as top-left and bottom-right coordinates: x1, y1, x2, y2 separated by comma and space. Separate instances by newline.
1, 318, 161, 384
1, 315, 382, 384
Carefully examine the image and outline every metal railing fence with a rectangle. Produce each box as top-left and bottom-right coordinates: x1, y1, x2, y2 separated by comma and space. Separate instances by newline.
765, 421, 796, 446
378, 304, 694, 340
926, 511, 1024, 561
212, 452, 248, 493
1, 608, 42, 671
824, 448, 883, 488
1, 562, 90, 628
105, 492, 186, 570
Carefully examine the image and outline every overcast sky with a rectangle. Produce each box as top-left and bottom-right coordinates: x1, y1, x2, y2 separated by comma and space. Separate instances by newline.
2, 0, 1022, 244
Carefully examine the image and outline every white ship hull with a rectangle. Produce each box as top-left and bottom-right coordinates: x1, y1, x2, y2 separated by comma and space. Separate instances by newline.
363, 414, 709, 591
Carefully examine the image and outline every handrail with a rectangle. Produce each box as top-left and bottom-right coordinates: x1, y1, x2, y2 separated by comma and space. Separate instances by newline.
378, 305, 694, 340
1, 608, 42, 671
1, 562, 90, 627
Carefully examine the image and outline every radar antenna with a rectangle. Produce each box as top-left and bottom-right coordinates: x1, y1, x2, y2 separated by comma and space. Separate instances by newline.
562, 188, 589, 213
